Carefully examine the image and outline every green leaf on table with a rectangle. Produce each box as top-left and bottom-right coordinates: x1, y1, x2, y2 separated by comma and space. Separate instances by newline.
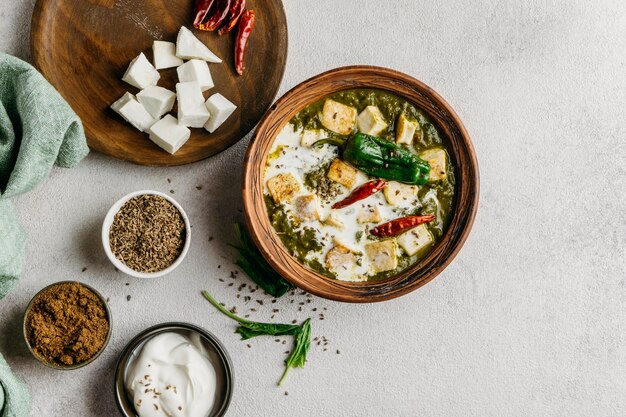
201, 290, 312, 384
231, 223, 293, 298
279, 318, 311, 386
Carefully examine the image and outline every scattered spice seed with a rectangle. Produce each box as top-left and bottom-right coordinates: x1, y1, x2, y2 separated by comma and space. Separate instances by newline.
336, 350, 340, 354
284, 391, 288, 396
196, 186, 202, 190
81, 267, 87, 272
246, 344, 251, 348
167, 178, 171, 183
127, 295, 131, 301
209, 236, 213, 241
292, 320, 297, 324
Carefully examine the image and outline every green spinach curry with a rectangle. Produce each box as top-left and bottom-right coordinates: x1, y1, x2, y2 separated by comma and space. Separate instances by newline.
263, 89, 455, 282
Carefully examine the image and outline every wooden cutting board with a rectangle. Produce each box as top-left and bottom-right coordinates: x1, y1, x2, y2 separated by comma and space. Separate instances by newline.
31, 0, 287, 166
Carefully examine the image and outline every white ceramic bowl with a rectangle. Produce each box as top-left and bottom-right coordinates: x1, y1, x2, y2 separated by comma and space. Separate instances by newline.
102, 190, 191, 278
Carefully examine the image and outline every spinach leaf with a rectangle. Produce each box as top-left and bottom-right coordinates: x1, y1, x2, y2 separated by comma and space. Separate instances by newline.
202, 290, 301, 339
279, 318, 311, 386
202, 290, 312, 385
230, 223, 293, 298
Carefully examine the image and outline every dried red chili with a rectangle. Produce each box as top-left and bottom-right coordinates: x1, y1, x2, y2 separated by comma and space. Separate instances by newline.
193, 0, 216, 29
218, 0, 246, 35
235, 10, 255, 75
331, 180, 387, 209
370, 215, 436, 237
198, 0, 231, 31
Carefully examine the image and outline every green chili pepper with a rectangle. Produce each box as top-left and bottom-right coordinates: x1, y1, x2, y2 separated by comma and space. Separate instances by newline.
314, 133, 431, 185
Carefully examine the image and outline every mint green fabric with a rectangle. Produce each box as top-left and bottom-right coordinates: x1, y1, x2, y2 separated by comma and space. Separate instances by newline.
0, 52, 89, 298
0, 52, 89, 416
0, 355, 30, 417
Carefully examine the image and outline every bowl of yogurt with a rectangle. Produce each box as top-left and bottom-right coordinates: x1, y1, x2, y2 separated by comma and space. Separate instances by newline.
114, 322, 234, 417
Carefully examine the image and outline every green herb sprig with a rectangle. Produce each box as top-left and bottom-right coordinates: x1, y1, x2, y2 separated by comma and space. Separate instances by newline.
279, 318, 311, 386
202, 290, 311, 385
231, 223, 293, 298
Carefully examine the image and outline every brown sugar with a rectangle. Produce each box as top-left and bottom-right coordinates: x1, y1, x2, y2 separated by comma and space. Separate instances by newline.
25, 282, 109, 366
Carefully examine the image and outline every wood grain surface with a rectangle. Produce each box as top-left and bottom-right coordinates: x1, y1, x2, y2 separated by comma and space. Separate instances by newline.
31, 0, 287, 166
243, 66, 480, 303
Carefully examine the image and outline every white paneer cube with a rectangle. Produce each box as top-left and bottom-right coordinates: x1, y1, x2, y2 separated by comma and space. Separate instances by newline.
110, 92, 135, 113
204, 93, 237, 133
357, 205, 382, 223
137, 86, 176, 119
365, 240, 398, 273
356, 106, 388, 136
294, 195, 320, 221
266, 173, 301, 204
300, 129, 326, 147
176, 82, 210, 128
397, 224, 433, 256
420, 148, 448, 181
321, 99, 357, 135
111, 93, 155, 132
323, 213, 344, 229
122, 53, 160, 90
383, 181, 419, 206
327, 159, 358, 189
325, 245, 359, 276
177, 59, 214, 92
147, 115, 191, 154
396, 114, 419, 145
176, 26, 222, 63
152, 41, 184, 70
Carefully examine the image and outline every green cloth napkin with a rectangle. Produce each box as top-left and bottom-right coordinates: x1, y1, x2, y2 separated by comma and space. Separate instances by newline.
0, 52, 89, 298
0, 52, 89, 416
0, 355, 30, 417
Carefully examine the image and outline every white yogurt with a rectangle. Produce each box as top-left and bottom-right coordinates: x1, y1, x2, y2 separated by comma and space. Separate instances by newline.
125, 332, 217, 417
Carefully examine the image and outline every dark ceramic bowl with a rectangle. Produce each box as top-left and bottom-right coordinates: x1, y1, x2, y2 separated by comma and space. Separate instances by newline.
114, 322, 234, 417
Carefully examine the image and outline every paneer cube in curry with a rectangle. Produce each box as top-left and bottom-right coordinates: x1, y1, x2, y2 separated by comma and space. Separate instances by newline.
397, 224, 433, 256
356, 105, 388, 136
365, 240, 398, 273
326, 159, 358, 189
396, 113, 420, 145
419, 148, 447, 182
321, 99, 357, 135
266, 172, 301, 204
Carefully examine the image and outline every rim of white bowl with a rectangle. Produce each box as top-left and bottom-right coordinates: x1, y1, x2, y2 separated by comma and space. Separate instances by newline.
101, 190, 191, 279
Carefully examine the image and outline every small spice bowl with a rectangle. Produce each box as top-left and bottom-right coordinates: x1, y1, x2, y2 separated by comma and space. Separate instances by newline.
114, 322, 234, 417
23, 281, 112, 370
102, 190, 191, 279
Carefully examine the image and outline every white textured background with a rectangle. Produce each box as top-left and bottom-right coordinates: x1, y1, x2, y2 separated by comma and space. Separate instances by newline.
1, 1, 626, 416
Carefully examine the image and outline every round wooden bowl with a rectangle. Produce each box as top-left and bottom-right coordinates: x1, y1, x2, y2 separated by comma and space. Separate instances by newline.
243, 66, 479, 303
